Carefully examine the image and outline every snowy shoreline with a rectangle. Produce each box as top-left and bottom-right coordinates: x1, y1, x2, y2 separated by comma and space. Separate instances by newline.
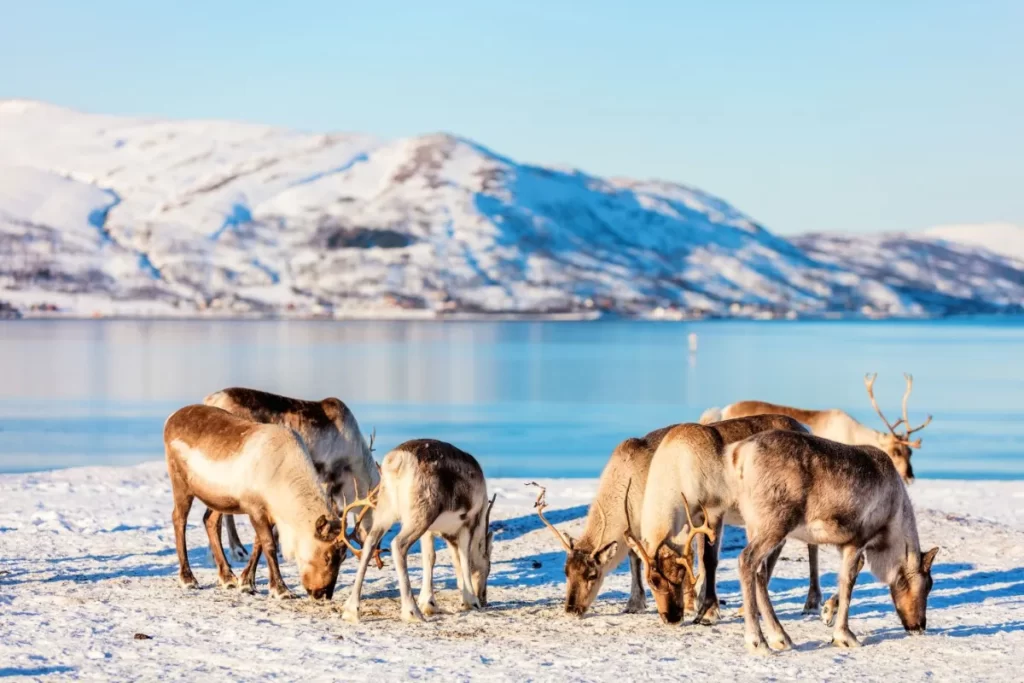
2, 463, 1023, 681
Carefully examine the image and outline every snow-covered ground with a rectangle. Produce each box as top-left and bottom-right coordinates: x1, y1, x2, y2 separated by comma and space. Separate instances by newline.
1, 464, 1022, 681
2, 99, 1023, 319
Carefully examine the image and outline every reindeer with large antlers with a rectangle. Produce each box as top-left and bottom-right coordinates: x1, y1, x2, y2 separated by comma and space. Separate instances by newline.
341, 439, 496, 623
203, 387, 380, 563
527, 426, 670, 617
623, 415, 810, 625
700, 373, 932, 483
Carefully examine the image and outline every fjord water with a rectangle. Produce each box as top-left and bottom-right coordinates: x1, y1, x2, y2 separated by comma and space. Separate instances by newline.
1, 318, 1022, 479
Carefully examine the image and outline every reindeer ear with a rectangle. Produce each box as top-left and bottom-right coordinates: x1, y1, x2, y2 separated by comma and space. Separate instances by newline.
593, 541, 618, 566
921, 546, 939, 572
314, 515, 333, 542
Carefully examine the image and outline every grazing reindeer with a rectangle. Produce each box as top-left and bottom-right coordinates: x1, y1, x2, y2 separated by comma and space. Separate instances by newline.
341, 439, 495, 623
163, 405, 344, 599
203, 387, 379, 563
531, 426, 672, 616
699, 373, 932, 483
623, 415, 810, 625
725, 429, 939, 654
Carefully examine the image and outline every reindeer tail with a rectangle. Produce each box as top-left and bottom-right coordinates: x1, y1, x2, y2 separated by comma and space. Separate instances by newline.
698, 407, 723, 425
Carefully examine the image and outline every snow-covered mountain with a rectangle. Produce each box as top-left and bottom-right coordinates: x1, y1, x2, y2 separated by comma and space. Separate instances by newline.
1, 100, 1021, 319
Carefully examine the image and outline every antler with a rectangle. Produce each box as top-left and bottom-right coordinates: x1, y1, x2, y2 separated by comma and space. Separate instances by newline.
865, 373, 900, 435
527, 481, 573, 552
674, 492, 716, 590
367, 427, 376, 453
621, 479, 654, 567
335, 480, 386, 569
900, 374, 933, 443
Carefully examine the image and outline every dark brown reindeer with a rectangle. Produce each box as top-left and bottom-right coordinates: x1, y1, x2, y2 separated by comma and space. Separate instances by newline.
203, 387, 379, 563
163, 405, 345, 599
725, 429, 939, 654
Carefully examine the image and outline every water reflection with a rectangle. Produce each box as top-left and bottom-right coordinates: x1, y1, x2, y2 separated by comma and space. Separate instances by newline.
1, 318, 1023, 478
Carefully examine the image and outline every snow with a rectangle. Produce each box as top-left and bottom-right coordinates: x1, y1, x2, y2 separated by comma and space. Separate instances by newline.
926, 223, 1024, 263
2, 464, 1022, 681
4, 100, 1022, 319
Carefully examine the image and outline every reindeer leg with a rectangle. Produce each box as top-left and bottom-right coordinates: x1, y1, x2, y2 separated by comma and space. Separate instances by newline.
171, 489, 197, 589
223, 514, 248, 563
251, 511, 293, 600
738, 541, 771, 655
203, 508, 237, 589
343, 526, 386, 624
822, 552, 865, 627
625, 549, 647, 613
417, 532, 439, 616
239, 537, 263, 594
830, 545, 864, 647
755, 541, 793, 651
803, 544, 822, 614
694, 516, 724, 625
454, 526, 481, 611
391, 519, 432, 622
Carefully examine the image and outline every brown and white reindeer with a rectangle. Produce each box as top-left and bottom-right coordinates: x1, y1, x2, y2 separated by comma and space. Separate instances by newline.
699, 373, 933, 483
724, 429, 939, 654
203, 387, 379, 563
340, 439, 495, 623
163, 404, 345, 600
622, 415, 810, 625
529, 425, 673, 616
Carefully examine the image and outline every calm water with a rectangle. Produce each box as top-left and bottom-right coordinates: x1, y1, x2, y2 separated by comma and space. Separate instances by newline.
1, 318, 1023, 479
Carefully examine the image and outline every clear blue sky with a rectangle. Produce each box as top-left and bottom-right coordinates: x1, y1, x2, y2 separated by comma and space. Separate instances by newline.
2, 1, 1021, 234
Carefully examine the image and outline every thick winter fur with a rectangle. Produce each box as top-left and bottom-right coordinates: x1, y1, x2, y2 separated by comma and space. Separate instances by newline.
204, 387, 378, 561
343, 439, 493, 623
634, 415, 809, 625
163, 405, 343, 600
700, 400, 916, 483
559, 425, 671, 616
725, 430, 939, 654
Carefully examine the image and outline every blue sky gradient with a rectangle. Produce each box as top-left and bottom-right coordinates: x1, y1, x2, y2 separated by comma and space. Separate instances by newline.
1, 1, 1021, 234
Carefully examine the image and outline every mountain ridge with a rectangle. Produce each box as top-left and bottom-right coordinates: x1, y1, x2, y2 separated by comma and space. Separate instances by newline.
1, 101, 1021, 319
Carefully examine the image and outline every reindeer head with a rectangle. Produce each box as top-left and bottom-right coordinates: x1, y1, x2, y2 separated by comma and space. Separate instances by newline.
305, 515, 344, 600
528, 483, 620, 616
890, 545, 939, 633
469, 494, 498, 607
865, 373, 933, 483
622, 486, 715, 625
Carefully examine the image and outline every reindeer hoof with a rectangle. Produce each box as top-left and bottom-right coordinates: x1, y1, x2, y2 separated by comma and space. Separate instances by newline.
460, 596, 482, 612
625, 599, 646, 614
270, 585, 296, 600
401, 605, 426, 623
178, 573, 199, 589
218, 574, 239, 590
821, 597, 839, 627
745, 638, 772, 656
342, 609, 361, 624
418, 598, 438, 616
767, 632, 793, 651
694, 604, 721, 626
228, 546, 249, 563
831, 630, 861, 648
803, 595, 821, 615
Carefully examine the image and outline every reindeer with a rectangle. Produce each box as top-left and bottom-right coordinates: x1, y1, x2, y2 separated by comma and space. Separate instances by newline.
203, 387, 379, 563
339, 439, 495, 623
724, 429, 939, 654
699, 373, 932, 483
622, 415, 810, 625
163, 405, 345, 599
699, 373, 932, 618
530, 426, 672, 616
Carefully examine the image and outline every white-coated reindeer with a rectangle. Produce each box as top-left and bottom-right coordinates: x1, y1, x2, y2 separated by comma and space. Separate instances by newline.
700, 373, 933, 483
203, 387, 380, 564
530, 426, 673, 616
340, 439, 496, 623
725, 429, 939, 654
163, 404, 344, 599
